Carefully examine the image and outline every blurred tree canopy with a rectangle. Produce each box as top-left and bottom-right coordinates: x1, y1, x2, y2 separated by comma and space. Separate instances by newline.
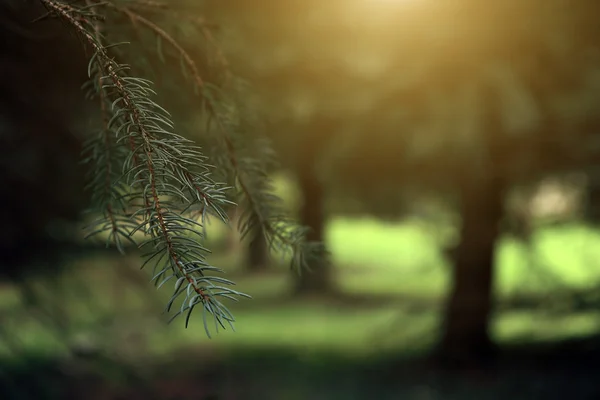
205, 0, 600, 191
201, 0, 600, 363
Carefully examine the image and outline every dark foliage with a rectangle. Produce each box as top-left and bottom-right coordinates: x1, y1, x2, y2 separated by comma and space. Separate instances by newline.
0, 0, 94, 281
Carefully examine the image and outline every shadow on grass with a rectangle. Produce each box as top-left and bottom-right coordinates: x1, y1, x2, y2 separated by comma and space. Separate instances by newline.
229, 289, 440, 313
3, 335, 600, 400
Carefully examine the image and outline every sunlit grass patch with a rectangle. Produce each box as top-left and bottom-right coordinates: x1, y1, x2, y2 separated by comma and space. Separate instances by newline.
3, 217, 600, 362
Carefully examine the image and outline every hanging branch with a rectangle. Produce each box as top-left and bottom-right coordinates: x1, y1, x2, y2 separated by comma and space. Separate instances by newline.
81, 0, 138, 254
38, 0, 249, 335
101, 1, 328, 272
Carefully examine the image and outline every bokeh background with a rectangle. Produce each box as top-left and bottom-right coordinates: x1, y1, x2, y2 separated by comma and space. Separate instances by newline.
3, 0, 600, 399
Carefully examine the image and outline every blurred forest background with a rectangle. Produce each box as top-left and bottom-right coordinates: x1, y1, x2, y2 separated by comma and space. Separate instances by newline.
3, 0, 600, 399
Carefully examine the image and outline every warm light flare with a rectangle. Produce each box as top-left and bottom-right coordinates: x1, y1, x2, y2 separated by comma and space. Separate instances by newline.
370, 0, 419, 2
350, 0, 430, 23
367, 0, 425, 6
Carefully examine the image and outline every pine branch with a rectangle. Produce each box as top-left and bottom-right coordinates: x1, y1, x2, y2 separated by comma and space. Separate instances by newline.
96, 2, 328, 272
81, 0, 137, 254
39, 0, 249, 335
206, 87, 328, 271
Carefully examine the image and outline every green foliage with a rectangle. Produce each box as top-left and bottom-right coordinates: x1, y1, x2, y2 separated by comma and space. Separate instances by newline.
213, 1, 600, 210
36, 0, 323, 335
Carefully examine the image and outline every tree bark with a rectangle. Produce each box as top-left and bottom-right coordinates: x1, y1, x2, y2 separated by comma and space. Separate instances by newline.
224, 208, 270, 272
292, 170, 332, 295
246, 227, 270, 272
223, 207, 241, 253
437, 175, 506, 366
585, 173, 600, 225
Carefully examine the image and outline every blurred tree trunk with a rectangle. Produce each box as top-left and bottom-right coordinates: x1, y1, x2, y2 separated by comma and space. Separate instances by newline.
224, 207, 240, 253
437, 174, 506, 366
246, 227, 269, 272
585, 173, 600, 225
293, 169, 332, 295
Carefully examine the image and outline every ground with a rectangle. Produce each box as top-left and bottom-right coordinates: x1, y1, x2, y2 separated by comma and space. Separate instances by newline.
2, 217, 600, 399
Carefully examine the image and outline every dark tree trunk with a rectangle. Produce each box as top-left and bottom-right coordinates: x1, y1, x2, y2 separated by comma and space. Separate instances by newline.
246, 227, 270, 272
223, 208, 240, 253
437, 175, 506, 366
585, 173, 600, 225
292, 170, 332, 295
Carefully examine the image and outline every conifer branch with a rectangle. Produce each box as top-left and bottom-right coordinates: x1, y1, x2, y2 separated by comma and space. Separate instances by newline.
39, 0, 249, 334
81, 0, 137, 254
95, 2, 327, 271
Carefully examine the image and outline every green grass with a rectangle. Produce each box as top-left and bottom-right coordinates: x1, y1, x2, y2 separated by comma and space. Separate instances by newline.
3, 217, 600, 363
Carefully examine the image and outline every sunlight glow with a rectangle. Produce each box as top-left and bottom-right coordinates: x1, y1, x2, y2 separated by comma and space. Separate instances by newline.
348, 0, 429, 27
368, 0, 422, 4
356, 0, 428, 17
